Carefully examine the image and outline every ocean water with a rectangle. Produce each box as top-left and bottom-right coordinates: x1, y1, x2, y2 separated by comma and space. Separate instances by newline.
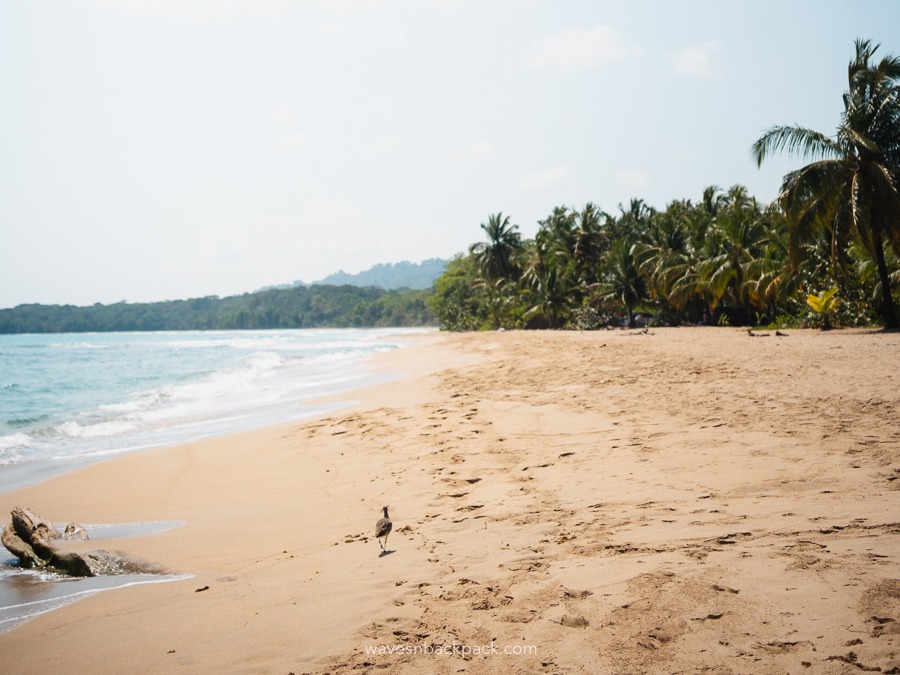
0, 521, 191, 634
0, 328, 431, 492
0, 327, 431, 633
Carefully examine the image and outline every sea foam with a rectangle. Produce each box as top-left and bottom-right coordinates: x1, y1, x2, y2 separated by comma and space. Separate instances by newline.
0, 328, 431, 492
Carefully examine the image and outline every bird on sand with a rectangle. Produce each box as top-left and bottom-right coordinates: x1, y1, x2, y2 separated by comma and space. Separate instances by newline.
375, 506, 392, 552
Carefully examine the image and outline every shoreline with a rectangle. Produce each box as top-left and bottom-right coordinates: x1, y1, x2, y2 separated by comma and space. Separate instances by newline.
0, 327, 431, 494
1, 328, 898, 673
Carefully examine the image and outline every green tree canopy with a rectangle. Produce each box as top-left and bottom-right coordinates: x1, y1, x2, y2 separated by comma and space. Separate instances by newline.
753, 39, 900, 328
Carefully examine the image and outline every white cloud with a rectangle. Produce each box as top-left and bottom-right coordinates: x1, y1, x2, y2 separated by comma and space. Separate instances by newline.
617, 168, 650, 191
528, 25, 627, 70
672, 42, 722, 79
519, 165, 570, 191
450, 141, 497, 161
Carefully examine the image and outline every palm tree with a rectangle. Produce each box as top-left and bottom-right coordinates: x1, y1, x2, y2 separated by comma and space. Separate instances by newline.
611, 198, 655, 242
572, 202, 608, 286
597, 238, 648, 327
855, 238, 900, 316
746, 206, 798, 319
701, 185, 726, 219
473, 277, 519, 329
660, 199, 719, 318
470, 212, 523, 282
634, 202, 688, 315
523, 255, 578, 328
701, 186, 769, 312
538, 206, 577, 254
752, 39, 900, 328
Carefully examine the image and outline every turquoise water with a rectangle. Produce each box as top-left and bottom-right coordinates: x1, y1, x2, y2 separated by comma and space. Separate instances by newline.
0, 327, 430, 633
0, 328, 430, 492
0, 521, 190, 634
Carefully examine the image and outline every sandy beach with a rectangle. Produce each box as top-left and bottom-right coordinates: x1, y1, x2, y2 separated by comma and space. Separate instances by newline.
0, 327, 898, 674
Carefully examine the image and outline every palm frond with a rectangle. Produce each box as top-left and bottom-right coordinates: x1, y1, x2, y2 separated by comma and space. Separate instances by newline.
752, 125, 842, 167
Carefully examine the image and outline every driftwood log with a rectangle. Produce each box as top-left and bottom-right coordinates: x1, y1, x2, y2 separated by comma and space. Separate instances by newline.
2, 507, 162, 577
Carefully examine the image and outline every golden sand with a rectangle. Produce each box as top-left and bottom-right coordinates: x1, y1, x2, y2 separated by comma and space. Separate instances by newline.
1, 328, 898, 673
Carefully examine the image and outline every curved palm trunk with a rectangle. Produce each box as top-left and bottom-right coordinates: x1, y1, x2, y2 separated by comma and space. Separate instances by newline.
873, 234, 899, 328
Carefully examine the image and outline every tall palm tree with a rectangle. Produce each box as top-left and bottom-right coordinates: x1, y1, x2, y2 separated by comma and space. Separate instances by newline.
572, 202, 608, 286
701, 185, 726, 219
470, 212, 523, 282
612, 198, 655, 241
538, 206, 577, 254
752, 39, 900, 328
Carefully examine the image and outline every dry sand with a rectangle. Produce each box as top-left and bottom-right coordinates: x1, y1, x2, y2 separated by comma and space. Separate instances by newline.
1, 327, 898, 674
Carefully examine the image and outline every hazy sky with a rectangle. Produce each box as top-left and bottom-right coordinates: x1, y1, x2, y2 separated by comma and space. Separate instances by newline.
2, 0, 898, 308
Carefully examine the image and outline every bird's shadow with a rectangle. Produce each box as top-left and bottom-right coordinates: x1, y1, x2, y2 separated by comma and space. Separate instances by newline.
378, 549, 395, 558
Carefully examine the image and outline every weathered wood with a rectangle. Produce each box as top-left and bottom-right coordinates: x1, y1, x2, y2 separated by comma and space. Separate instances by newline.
1, 521, 44, 569
2, 507, 162, 577
3, 507, 95, 576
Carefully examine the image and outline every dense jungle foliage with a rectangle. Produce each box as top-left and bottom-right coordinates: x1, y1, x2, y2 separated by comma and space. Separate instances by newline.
0, 285, 434, 333
428, 40, 900, 332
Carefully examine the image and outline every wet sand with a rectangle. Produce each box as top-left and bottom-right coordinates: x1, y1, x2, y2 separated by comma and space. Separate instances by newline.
0, 328, 898, 674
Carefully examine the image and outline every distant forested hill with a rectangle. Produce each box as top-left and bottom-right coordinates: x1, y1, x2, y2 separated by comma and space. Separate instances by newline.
0, 285, 435, 333
312, 258, 448, 290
